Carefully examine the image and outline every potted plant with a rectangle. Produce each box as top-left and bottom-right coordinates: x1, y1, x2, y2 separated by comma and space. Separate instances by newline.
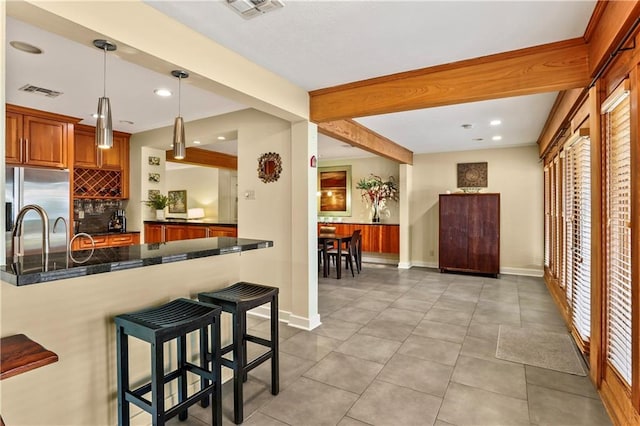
356, 174, 399, 222
144, 193, 169, 220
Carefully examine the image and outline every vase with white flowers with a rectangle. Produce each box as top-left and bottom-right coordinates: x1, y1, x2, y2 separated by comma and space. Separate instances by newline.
356, 174, 399, 222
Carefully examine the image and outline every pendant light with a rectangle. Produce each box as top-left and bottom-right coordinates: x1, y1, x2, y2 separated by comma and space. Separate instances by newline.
93, 39, 117, 149
171, 70, 189, 160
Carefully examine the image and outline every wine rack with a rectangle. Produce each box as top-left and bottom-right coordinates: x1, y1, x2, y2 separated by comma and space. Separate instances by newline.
74, 168, 123, 198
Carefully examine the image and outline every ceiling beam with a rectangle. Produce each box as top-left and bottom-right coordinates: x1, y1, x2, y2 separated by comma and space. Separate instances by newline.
166, 147, 237, 170
310, 38, 590, 123
318, 120, 413, 165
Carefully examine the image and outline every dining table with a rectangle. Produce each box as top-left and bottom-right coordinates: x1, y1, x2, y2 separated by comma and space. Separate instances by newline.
318, 233, 353, 279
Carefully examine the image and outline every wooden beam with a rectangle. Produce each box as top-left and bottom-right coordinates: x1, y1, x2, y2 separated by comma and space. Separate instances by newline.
166, 147, 237, 170
310, 38, 590, 122
537, 87, 588, 157
318, 120, 413, 165
585, 0, 640, 77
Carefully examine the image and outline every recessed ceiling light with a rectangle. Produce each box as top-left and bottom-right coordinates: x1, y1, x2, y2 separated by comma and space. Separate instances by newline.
154, 88, 172, 97
472, 138, 484, 141
217, 136, 226, 141
492, 135, 502, 141
193, 140, 201, 144
170, 144, 174, 148
461, 124, 473, 129
91, 113, 99, 118
10, 41, 43, 54
119, 120, 134, 125
490, 119, 502, 126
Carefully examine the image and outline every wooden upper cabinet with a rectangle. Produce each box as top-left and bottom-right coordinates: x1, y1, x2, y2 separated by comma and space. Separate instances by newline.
5, 105, 79, 169
74, 126, 99, 168
73, 124, 129, 170
5, 110, 23, 165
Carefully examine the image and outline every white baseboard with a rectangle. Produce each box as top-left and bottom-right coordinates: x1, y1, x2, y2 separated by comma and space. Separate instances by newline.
411, 261, 439, 269
248, 306, 321, 331
499, 267, 543, 277
397, 261, 412, 269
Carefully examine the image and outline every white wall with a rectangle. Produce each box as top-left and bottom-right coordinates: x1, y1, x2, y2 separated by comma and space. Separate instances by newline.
166, 167, 220, 219
410, 145, 543, 275
318, 157, 401, 224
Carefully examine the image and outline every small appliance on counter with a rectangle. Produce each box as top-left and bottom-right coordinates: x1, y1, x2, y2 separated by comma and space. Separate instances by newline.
108, 210, 126, 233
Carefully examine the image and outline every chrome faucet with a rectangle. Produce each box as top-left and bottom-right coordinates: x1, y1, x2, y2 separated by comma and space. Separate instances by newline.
11, 204, 50, 268
53, 216, 70, 266
69, 233, 96, 264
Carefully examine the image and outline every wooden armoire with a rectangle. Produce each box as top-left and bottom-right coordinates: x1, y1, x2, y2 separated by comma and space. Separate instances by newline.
438, 193, 500, 277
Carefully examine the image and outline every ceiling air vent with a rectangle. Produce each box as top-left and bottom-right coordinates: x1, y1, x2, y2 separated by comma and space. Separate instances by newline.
227, 0, 284, 19
18, 84, 63, 98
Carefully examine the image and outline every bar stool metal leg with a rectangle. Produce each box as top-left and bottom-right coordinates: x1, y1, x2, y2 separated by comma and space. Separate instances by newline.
271, 293, 279, 395
116, 327, 130, 426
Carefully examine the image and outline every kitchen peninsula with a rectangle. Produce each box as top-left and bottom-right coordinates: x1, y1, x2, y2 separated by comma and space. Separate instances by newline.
0, 237, 273, 425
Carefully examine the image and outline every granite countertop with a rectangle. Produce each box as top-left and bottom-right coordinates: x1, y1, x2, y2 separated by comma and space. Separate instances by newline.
317, 221, 399, 226
144, 219, 238, 226
87, 231, 141, 236
1, 237, 272, 286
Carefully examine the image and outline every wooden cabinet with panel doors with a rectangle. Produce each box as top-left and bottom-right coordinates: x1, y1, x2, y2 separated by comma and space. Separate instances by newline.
144, 222, 237, 243
438, 193, 500, 277
317, 223, 399, 254
71, 233, 140, 250
5, 104, 80, 169
73, 124, 130, 199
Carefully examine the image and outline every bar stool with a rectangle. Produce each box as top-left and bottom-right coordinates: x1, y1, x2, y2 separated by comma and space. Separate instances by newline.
198, 282, 279, 424
115, 298, 222, 426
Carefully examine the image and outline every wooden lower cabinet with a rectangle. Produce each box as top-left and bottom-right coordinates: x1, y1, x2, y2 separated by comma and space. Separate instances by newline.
317, 223, 399, 254
144, 223, 237, 243
71, 233, 139, 250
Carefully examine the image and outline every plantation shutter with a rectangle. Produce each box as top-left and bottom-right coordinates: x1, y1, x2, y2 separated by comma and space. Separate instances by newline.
554, 158, 563, 282
603, 80, 632, 385
544, 166, 551, 268
564, 134, 591, 343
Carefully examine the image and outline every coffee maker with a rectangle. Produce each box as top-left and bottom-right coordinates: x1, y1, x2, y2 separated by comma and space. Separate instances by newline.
108, 209, 126, 233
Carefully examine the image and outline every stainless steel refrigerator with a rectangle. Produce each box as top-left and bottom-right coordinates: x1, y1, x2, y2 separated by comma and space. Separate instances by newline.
5, 166, 70, 260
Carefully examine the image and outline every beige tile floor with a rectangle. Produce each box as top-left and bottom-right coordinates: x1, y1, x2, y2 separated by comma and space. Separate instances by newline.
169, 265, 612, 426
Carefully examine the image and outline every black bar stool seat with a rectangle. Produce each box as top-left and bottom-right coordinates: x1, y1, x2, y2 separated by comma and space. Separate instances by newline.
115, 298, 223, 426
198, 282, 279, 425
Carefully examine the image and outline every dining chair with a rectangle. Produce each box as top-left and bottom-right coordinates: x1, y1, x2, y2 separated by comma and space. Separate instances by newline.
327, 230, 361, 277
318, 226, 337, 272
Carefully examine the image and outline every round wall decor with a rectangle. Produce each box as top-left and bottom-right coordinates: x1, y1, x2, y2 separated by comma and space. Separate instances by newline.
257, 152, 282, 183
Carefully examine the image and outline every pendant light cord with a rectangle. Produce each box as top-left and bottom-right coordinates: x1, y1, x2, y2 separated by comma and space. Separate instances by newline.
103, 46, 107, 97
178, 75, 182, 117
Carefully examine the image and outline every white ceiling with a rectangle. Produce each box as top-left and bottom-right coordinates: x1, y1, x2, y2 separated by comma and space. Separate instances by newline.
5, 1, 596, 160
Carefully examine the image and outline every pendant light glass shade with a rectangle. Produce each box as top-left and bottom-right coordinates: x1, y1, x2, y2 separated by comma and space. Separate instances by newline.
93, 40, 117, 149
171, 70, 189, 160
96, 97, 113, 149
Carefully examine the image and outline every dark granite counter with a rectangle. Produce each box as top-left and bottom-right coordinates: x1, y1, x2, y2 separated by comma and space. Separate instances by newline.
144, 219, 237, 227
1, 237, 272, 286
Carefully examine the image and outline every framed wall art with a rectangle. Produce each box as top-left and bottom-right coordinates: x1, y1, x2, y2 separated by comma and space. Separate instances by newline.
148, 156, 160, 166
457, 162, 488, 192
168, 190, 187, 213
148, 173, 160, 183
317, 165, 352, 217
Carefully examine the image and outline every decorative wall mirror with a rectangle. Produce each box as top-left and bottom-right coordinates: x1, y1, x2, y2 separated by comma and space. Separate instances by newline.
317, 165, 352, 217
258, 152, 282, 183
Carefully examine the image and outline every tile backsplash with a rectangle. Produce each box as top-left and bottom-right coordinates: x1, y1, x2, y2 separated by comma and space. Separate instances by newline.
73, 199, 124, 234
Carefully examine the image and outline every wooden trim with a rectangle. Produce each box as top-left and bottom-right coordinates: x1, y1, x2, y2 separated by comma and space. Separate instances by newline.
537, 88, 588, 157
631, 64, 640, 413
310, 38, 590, 122
543, 271, 571, 327
588, 83, 605, 387
583, 1, 609, 43
165, 147, 238, 170
587, 0, 640, 77
318, 120, 413, 165
6, 103, 82, 124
